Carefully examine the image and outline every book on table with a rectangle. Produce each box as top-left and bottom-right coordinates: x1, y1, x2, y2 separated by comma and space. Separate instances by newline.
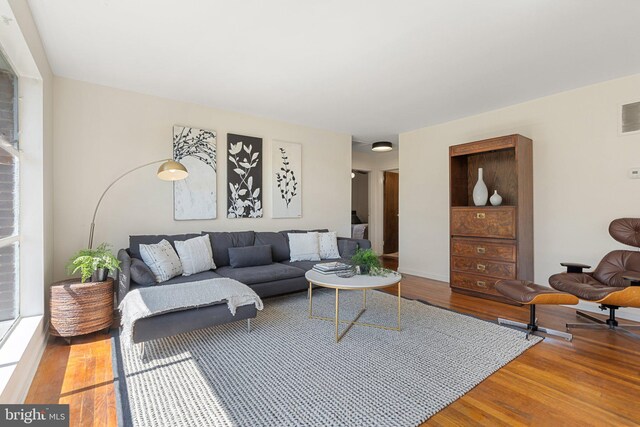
312, 262, 351, 274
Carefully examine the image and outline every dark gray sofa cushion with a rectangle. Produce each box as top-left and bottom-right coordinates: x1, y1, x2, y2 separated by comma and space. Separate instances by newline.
229, 245, 272, 268
215, 263, 305, 285
129, 234, 200, 260
255, 232, 290, 262
250, 276, 308, 298
154, 270, 223, 287
202, 231, 255, 267
130, 258, 156, 286
338, 240, 359, 258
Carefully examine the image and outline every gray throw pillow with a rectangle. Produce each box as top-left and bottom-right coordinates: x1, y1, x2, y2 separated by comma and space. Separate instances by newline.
130, 258, 156, 286
228, 245, 272, 268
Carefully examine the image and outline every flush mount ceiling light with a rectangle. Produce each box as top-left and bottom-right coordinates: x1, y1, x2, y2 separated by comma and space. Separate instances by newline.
371, 141, 393, 152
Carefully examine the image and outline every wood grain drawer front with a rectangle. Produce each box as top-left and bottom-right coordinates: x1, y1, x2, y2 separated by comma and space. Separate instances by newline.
451, 207, 516, 239
451, 238, 516, 262
450, 272, 501, 296
451, 256, 516, 280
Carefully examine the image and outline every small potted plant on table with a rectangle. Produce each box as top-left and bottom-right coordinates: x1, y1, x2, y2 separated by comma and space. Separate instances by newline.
351, 248, 391, 276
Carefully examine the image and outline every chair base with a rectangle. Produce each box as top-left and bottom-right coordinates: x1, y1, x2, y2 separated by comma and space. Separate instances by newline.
567, 309, 640, 339
498, 318, 574, 342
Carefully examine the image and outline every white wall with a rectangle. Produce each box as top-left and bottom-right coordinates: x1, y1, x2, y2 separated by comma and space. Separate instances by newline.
399, 73, 640, 320
352, 150, 399, 253
53, 77, 352, 280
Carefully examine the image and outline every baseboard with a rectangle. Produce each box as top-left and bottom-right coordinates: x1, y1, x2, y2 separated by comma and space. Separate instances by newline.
396, 267, 449, 284
565, 301, 640, 323
397, 269, 640, 323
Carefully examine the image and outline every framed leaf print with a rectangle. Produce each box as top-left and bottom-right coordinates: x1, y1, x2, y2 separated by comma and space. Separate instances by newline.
227, 133, 263, 218
272, 140, 302, 218
173, 125, 217, 220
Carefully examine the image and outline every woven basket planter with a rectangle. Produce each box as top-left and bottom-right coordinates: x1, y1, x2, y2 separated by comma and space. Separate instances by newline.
49, 278, 114, 339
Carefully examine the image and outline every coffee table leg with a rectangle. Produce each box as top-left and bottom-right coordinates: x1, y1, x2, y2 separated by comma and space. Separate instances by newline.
397, 281, 401, 330
335, 288, 340, 342
308, 282, 313, 318
363, 289, 367, 309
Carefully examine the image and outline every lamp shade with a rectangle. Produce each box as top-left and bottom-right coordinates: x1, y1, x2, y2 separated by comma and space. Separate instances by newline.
371, 141, 393, 152
157, 159, 189, 181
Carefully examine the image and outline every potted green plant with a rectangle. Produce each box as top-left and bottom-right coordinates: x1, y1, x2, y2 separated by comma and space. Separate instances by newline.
66, 243, 121, 283
350, 248, 382, 275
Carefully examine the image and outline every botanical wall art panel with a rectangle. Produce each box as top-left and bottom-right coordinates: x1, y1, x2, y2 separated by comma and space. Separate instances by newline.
272, 140, 302, 218
227, 133, 263, 218
173, 125, 217, 220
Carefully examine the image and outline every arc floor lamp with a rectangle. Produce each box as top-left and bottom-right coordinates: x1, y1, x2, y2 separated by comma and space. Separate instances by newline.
88, 159, 188, 249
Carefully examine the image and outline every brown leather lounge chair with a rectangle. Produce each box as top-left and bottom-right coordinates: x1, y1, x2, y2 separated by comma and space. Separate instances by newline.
549, 218, 640, 337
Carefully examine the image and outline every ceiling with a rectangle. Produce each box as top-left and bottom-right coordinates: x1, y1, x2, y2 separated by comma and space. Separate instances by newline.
27, 0, 640, 143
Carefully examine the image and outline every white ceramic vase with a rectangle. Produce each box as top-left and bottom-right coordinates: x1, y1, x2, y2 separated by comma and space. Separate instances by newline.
490, 190, 503, 206
472, 168, 488, 206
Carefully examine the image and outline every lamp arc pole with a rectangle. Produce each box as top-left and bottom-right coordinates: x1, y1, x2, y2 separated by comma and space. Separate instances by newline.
88, 159, 186, 249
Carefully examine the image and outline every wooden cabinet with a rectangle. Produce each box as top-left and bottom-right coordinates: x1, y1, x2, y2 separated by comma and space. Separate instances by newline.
449, 134, 533, 304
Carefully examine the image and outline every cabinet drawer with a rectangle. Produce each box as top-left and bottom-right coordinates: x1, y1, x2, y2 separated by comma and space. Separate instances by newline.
451, 207, 516, 239
451, 256, 516, 280
451, 238, 516, 262
450, 272, 501, 296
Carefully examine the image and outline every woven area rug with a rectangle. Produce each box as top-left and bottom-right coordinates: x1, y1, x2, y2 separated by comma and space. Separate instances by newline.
112, 289, 541, 426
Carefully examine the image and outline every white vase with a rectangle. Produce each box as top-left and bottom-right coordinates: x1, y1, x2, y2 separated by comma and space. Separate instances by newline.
490, 190, 503, 206
472, 168, 488, 206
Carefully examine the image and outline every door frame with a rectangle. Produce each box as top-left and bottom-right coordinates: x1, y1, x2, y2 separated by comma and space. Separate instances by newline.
382, 169, 399, 255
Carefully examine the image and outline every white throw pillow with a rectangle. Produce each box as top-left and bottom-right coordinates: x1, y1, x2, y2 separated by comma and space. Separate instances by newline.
174, 235, 216, 276
316, 231, 340, 259
139, 239, 183, 283
288, 232, 321, 262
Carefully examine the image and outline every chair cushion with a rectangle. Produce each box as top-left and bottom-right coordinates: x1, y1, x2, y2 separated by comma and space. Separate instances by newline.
255, 232, 290, 262
495, 280, 578, 305
592, 250, 640, 287
548, 273, 626, 301
609, 218, 640, 248
174, 235, 216, 276
202, 231, 255, 267
228, 245, 273, 268
129, 233, 200, 260
215, 263, 305, 285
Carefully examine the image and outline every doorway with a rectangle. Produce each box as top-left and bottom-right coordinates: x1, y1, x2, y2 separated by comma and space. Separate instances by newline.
351, 170, 369, 239
383, 170, 399, 255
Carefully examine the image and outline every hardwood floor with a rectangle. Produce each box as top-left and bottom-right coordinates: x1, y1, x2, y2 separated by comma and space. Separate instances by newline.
26, 260, 640, 426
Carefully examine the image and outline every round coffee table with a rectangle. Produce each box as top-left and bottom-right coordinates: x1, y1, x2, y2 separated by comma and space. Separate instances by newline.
305, 269, 402, 342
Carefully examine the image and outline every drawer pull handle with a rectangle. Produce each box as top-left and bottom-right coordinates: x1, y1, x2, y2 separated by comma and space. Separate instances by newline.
476, 213, 486, 219
477, 264, 486, 271
476, 247, 486, 254
477, 281, 487, 288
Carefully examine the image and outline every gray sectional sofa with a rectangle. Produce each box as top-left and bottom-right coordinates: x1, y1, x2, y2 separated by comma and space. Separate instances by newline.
117, 229, 370, 344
